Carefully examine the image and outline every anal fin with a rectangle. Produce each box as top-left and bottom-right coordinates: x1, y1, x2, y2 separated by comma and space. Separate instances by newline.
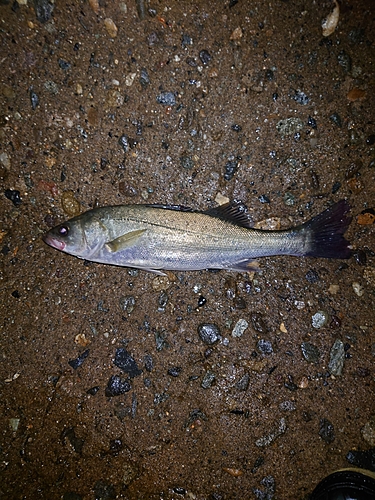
105, 229, 146, 253
227, 259, 261, 273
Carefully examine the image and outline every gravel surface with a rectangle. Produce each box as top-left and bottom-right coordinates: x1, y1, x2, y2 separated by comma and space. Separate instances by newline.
1, 0, 375, 498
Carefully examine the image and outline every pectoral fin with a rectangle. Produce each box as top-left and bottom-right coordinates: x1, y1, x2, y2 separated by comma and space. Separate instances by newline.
105, 229, 146, 253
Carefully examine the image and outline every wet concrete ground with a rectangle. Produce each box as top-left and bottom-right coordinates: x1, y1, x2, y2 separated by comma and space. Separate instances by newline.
1, 0, 375, 498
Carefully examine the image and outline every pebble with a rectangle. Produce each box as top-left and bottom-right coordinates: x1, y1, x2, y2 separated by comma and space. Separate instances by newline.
167, 367, 182, 377
104, 18, 118, 38
328, 339, 345, 376
328, 284, 340, 295
118, 135, 129, 153
305, 269, 320, 283
312, 310, 329, 329
61, 190, 81, 217
361, 415, 375, 446
235, 373, 250, 391
329, 112, 342, 127
9, 418, 20, 432
322, 0, 339, 36
257, 339, 273, 355
157, 291, 168, 312
292, 90, 309, 105
319, 418, 335, 443
0, 152, 10, 169
114, 348, 142, 378
199, 50, 211, 65
201, 370, 216, 389
276, 118, 303, 138
279, 400, 296, 411
87, 386, 100, 396
105, 375, 131, 397
4, 189, 22, 207
347, 88, 366, 101
119, 296, 136, 314
143, 355, 154, 374
337, 50, 352, 73
68, 349, 90, 370
180, 155, 194, 170
223, 467, 243, 477
139, 68, 150, 87
250, 312, 268, 333
230, 27, 243, 40
198, 323, 221, 345
255, 418, 286, 447
283, 192, 295, 206
152, 275, 171, 291
352, 282, 364, 297
301, 342, 320, 363
34, 0, 54, 23
156, 92, 176, 106
224, 159, 238, 181
88, 0, 99, 14
232, 318, 248, 338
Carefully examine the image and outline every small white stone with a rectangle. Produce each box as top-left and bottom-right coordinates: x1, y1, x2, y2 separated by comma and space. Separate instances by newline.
352, 282, 364, 297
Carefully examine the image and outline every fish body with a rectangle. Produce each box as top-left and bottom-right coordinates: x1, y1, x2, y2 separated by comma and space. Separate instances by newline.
43, 200, 352, 274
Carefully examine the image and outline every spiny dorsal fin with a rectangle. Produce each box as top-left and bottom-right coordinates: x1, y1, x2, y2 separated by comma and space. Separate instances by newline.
204, 202, 254, 229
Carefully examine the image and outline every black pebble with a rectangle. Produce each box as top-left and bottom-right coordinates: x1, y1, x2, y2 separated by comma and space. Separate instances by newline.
167, 367, 182, 377
366, 134, 375, 145
114, 348, 142, 378
259, 194, 270, 203
197, 295, 207, 307
257, 339, 273, 355
118, 135, 129, 153
307, 115, 317, 129
224, 160, 238, 181
5, 189, 22, 206
231, 124, 242, 132
329, 112, 342, 127
305, 269, 320, 283
68, 349, 90, 370
105, 375, 131, 397
11, 290, 20, 298
199, 49, 211, 65
198, 323, 220, 345
58, 59, 71, 70
86, 386, 100, 395
30, 90, 39, 110
144, 354, 154, 372
139, 68, 150, 87
156, 91, 176, 106
34, 0, 54, 23
319, 418, 335, 443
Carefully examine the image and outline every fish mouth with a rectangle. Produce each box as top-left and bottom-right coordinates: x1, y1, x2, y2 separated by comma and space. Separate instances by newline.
43, 233, 66, 251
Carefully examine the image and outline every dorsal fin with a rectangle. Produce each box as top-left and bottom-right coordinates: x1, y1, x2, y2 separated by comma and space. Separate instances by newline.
204, 202, 254, 229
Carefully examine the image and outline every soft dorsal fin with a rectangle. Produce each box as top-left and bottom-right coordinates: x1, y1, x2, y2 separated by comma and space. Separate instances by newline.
204, 202, 254, 229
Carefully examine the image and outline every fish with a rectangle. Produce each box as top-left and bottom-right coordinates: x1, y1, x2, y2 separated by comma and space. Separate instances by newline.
43, 199, 352, 275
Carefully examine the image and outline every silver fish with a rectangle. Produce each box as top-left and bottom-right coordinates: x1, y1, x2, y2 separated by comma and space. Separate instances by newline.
43, 200, 352, 274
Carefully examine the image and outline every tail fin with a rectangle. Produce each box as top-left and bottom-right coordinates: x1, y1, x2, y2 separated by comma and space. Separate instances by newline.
302, 200, 352, 259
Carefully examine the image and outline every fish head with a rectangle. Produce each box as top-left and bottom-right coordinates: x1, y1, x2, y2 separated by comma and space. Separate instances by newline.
43, 213, 109, 259
43, 218, 87, 256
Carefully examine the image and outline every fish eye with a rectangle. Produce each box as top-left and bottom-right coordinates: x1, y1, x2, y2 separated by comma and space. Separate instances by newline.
58, 225, 69, 237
